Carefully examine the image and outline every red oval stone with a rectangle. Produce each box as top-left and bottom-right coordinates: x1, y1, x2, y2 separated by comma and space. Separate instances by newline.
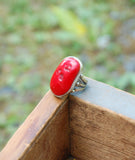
50, 56, 81, 97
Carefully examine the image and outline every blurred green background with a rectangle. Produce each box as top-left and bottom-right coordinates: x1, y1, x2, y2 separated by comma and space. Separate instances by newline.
0, 0, 135, 150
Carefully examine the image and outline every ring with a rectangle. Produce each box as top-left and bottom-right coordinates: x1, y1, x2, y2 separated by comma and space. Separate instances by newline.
50, 56, 87, 98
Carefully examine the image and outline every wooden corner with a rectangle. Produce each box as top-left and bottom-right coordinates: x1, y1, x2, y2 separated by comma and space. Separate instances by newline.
70, 78, 135, 160
0, 91, 70, 160
1, 77, 135, 160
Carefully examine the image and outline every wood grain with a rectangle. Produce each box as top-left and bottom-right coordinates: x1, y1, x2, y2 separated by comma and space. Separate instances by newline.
71, 77, 135, 119
70, 96, 135, 160
1, 77, 135, 160
0, 91, 69, 160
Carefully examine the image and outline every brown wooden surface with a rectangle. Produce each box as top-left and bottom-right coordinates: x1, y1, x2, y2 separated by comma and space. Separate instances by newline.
1, 77, 135, 160
70, 77, 135, 160
71, 77, 135, 119
0, 91, 69, 160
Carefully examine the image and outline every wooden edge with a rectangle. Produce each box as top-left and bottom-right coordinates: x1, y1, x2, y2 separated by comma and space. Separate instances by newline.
71, 77, 135, 120
69, 77, 135, 160
1, 77, 135, 160
0, 91, 69, 160
70, 96, 135, 159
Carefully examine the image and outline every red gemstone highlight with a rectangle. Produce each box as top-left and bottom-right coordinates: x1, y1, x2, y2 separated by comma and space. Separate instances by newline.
50, 57, 81, 96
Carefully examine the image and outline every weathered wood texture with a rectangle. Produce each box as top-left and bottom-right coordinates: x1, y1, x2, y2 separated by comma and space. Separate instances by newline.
1, 77, 135, 160
70, 78, 135, 160
71, 78, 135, 119
0, 91, 69, 160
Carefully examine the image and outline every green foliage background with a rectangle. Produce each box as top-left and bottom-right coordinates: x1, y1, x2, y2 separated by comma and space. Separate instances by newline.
0, 0, 135, 150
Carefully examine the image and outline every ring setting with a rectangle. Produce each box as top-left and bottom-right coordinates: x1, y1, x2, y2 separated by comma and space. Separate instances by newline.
50, 56, 87, 98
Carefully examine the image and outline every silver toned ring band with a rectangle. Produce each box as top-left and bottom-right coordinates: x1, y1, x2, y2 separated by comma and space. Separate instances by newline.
71, 74, 87, 93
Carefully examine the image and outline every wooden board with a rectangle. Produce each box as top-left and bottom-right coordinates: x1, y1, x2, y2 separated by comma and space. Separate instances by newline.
71, 77, 135, 119
70, 78, 135, 160
0, 91, 70, 160
1, 77, 135, 160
